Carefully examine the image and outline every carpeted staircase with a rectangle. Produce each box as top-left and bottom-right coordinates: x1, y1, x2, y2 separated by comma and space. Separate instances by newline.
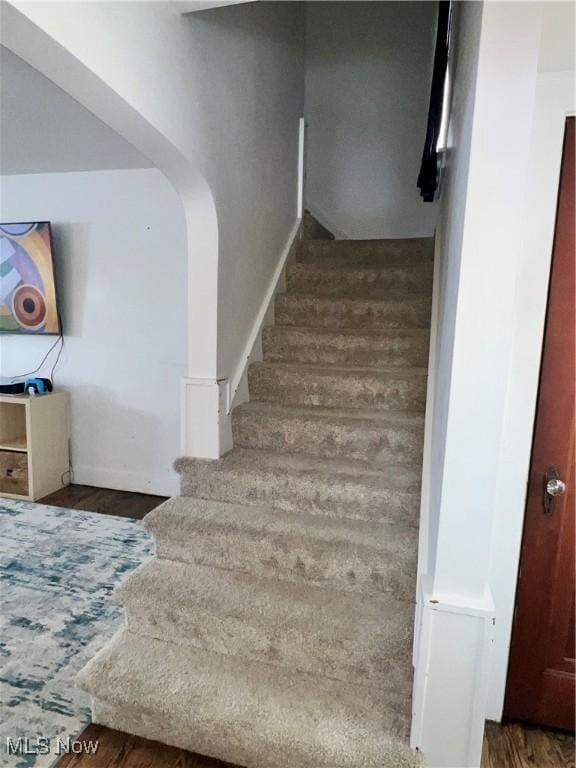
78, 236, 433, 768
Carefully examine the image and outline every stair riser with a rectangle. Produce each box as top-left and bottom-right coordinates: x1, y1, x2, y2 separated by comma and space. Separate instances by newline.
248, 365, 427, 412
232, 409, 424, 466
77, 233, 433, 768
297, 239, 434, 266
286, 263, 432, 298
262, 327, 430, 367
122, 596, 412, 691
91, 691, 416, 768
180, 470, 420, 526
275, 294, 431, 330
147, 512, 419, 601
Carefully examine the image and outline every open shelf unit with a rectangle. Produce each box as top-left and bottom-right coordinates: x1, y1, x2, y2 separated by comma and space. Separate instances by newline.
0, 435, 28, 452
0, 392, 70, 501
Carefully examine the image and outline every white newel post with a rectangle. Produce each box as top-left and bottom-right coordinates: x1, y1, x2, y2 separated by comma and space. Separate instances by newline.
181, 378, 232, 459
411, 579, 495, 767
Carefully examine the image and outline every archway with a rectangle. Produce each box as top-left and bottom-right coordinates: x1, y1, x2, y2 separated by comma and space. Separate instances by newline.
1, 1, 223, 457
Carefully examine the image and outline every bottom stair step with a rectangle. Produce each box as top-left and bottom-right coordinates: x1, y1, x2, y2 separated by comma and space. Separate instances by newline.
118, 557, 414, 690
78, 630, 420, 768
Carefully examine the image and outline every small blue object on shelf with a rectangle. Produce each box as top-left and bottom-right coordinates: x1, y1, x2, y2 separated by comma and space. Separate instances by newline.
24, 378, 53, 395
0, 378, 53, 395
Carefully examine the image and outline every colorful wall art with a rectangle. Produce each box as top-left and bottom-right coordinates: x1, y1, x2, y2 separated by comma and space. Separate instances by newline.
0, 222, 60, 334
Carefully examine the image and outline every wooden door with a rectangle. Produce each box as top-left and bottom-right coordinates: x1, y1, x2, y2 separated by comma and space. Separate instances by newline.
504, 118, 575, 731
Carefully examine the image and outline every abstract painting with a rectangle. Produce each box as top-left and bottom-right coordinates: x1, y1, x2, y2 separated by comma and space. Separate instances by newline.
0, 222, 60, 334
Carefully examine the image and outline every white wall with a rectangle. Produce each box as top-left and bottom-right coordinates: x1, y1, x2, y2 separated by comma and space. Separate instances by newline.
423, 0, 575, 602
304, 1, 438, 239
0, 168, 187, 496
414, 2, 575, 762
411, 7, 491, 766
417, 0, 483, 589
2, 1, 305, 456
422, 0, 542, 605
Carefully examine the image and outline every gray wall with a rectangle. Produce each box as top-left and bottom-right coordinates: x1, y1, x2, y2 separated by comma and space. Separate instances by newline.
185, 2, 306, 377
304, 1, 439, 239
424, 0, 483, 581
0, 46, 151, 174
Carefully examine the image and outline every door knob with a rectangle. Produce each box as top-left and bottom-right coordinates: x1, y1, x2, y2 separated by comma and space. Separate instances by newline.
543, 466, 566, 515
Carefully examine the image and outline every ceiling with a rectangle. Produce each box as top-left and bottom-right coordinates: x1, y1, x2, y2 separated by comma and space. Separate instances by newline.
0, 46, 153, 176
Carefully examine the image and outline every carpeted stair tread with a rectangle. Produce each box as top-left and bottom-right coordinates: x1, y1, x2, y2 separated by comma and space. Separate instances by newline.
145, 496, 418, 599
175, 448, 421, 525
262, 325, 430, 367
78, 630, 419, 768
77, 235, 431, 768
297, 237, 434, 267
118, 557, 414, 689
286, 261, 433, 298
176, 446, 422, 486
275, 293, 431, 330
232, 401, 424, 466
248, 361, 427, 412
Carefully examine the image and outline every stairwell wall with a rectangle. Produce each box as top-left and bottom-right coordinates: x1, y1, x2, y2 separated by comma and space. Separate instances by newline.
184, 4, 305, 382
2, 0, 305, 457
413, 1, 574, 764
304, 1, 439, 239
417, 1, 483, 590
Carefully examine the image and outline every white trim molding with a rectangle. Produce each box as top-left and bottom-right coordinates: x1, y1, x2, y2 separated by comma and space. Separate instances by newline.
73, 465, 180, 498
415, 229, 441, 605
297, 117, 305, 220
411, 577, 495, 768
226, 218, 301, 413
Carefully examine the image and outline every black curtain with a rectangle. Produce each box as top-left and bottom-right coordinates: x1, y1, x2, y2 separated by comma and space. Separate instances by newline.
417, 1, 452, 202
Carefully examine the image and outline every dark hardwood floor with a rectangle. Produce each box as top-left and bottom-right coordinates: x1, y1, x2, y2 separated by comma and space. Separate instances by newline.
57, 725, 235, 768
39, 486, 575, 768
56, 721, 576, 768
482, 721, 575, 768
40, 484, 167, 520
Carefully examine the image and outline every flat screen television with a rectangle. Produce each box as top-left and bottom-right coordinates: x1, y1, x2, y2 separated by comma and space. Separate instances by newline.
0, 222, 61, 334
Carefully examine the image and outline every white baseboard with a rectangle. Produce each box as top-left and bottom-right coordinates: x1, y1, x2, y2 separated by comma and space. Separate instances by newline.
226, 218, 301, 413
305, 202, 349, 240
297, 117, 305, 219
72, 465, 179, 498
414, 228, 440, 667
411, 576, 495, 768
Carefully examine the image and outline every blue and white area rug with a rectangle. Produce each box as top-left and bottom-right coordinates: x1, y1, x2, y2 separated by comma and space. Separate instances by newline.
0, 500, 153, 767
